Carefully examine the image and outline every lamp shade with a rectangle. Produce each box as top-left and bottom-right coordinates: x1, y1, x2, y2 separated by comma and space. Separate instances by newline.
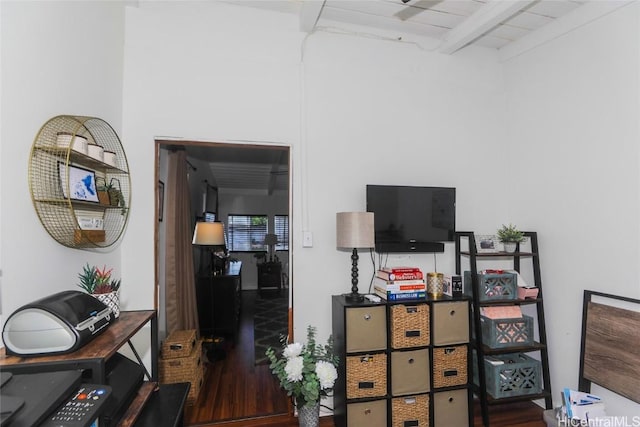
192, 221, 225, 245
336, 212, 375, 249
264, 233, 278, 246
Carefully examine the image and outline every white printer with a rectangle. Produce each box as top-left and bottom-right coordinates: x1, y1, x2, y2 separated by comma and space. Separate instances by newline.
2, 290, 113, 356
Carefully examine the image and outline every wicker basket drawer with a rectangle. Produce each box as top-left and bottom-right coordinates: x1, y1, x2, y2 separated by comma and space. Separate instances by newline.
433, 345, 468, 388
346, 353, 387, 399
162, 329, 197, 359
390, 304, 430, 349
392, 394, 429, 427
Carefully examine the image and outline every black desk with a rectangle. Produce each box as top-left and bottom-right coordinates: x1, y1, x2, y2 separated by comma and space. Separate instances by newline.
135, 382, 190, 427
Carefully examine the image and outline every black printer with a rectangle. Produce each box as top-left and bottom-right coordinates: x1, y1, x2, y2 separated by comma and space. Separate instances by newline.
2, 290, 113, 356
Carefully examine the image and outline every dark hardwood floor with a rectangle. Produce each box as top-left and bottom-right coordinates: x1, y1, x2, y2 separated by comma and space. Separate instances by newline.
183, 290, 547, 427
184, 290, 289, 426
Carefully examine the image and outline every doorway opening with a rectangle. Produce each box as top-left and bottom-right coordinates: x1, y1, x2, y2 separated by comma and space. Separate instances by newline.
154, 139, 292, 424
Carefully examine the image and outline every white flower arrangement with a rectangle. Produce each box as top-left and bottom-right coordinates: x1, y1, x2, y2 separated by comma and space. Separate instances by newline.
266, 325, 339, 408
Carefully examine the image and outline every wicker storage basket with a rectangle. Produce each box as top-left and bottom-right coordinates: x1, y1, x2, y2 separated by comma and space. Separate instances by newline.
346, 353, 387, 399
390, 304, 430, 349
463, 271, 517, 301
392, 394, 429, 427
433, 345, 468, 388
162, 329, 197, 359
159, 339, 203, 385
480, 315, 534, 349
186, 366, 204, 405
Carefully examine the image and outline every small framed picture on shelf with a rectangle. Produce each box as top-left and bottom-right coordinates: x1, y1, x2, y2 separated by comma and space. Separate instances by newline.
475, 234, 499, 253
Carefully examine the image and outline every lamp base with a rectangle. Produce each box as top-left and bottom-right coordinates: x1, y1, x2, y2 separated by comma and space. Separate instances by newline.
344, 292, 365, 303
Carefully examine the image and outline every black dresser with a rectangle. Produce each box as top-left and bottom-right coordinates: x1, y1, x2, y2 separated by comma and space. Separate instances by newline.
257, 261, 282, 296
196, 261, 242, 342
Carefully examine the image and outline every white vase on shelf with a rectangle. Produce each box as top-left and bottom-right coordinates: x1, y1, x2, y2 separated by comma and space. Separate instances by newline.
503, 242, 517, 253
93, 290, 120, 318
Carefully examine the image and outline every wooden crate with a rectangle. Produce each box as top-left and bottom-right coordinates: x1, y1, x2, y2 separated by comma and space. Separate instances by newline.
73, 229, 105, 244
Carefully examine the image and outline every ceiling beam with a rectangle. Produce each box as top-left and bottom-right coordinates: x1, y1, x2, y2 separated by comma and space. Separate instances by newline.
499, 0, 634, 62
439, 0, 536, 54
300, 0, 326, 33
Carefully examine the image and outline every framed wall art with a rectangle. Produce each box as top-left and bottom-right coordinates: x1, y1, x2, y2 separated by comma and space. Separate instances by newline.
158, 180, 164, 222
58, 162, 99, 203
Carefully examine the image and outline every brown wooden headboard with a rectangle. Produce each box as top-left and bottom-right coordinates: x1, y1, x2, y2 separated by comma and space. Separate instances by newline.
579, 290, 640, 403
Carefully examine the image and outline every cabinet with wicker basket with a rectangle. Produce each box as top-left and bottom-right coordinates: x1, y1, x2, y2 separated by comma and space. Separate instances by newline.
332, 295, 472, 427
28, 115, 131, 248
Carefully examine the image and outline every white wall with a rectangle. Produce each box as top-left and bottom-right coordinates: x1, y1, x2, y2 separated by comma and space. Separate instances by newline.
120, 0, 506, 347
0, 1, 125, 322
120, 2, 303, 315
503, 3, 640, 416
297, 31, 508, 336
3, 0, 640, 419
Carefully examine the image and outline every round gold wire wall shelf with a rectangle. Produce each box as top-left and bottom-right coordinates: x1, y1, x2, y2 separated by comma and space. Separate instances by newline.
29, 115, 131, 249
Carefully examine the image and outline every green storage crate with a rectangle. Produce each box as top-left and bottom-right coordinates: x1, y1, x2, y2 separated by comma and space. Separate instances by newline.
464, 271, 517, 301
474, 352, 542, 399
480, 314, 534, 349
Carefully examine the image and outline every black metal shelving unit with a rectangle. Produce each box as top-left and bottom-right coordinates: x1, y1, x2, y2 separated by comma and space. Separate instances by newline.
455, 231, 552, 427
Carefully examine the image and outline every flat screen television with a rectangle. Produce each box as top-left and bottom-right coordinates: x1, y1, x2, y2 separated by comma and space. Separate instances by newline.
366, 184, 456, 253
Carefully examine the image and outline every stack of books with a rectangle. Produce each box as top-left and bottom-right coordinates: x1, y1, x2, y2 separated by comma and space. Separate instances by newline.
373, 266, 426, 301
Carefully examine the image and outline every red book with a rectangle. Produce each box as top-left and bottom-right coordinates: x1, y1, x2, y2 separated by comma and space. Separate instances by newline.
380, 266, 421, 274
376, 270, 424, 281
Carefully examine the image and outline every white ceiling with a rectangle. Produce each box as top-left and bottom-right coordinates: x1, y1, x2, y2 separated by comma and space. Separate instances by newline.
236, 0, 591, 53
185, 0, 607, 192
185, 144, 289, 194
302, 0, 588, 52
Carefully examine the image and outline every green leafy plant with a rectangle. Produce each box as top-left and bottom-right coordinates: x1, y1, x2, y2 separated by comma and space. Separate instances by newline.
265, 326, 339, 408
496, 223, 526, 243
77, 263, 121, 294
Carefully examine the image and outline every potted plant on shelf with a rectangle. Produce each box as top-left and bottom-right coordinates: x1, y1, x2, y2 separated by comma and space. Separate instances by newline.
77, 263, 122, 317
496, 223, 526, 253
96, 178, 110, 205
266, 326, 339, 427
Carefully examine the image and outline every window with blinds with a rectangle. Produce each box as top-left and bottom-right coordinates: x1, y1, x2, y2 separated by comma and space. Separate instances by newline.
275, 215, 289, 251
227, 214, 268, 252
